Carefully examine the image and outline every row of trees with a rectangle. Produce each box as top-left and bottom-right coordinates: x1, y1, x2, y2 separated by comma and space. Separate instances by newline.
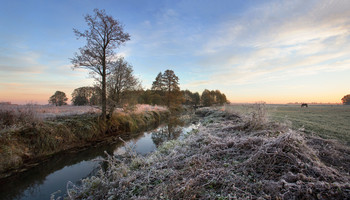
201, 89, 228, 106
70, 86, 227, 108
71, 86, 100, 106
49, 85, 228, 108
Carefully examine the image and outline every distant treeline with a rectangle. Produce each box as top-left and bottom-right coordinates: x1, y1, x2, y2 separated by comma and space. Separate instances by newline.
49, 68, 229, 110
71, 87, 229, 107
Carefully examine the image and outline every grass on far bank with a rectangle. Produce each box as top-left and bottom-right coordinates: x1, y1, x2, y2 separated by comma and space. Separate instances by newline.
224, 104, 350, 145
0, 105, 169, 178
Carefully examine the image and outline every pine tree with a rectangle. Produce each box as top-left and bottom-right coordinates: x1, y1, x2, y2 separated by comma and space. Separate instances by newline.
162, 70, 180, 107
151, 72, 165, 91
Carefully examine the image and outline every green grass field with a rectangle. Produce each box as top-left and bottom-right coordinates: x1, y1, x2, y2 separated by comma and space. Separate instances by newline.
226, 104, 350, 145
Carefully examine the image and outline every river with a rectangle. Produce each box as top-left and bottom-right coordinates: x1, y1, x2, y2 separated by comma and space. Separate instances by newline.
0, 118, 198, 200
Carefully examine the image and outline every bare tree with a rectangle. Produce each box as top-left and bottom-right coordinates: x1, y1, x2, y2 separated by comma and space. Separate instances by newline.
107, 57, 140, 113
71, 9, 130, 120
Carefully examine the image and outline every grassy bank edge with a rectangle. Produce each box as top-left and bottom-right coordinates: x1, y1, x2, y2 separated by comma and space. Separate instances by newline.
0, 110, 170, 178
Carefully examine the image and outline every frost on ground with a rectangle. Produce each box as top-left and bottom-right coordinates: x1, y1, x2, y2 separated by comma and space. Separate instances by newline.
0, 104, 166, 129
61, 108, 350, 200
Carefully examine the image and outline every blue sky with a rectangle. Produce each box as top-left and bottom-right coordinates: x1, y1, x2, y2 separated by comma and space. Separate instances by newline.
1, 0, 350, 104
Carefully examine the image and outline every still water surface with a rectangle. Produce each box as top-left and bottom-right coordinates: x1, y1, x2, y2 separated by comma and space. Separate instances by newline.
0, 121, 197, 200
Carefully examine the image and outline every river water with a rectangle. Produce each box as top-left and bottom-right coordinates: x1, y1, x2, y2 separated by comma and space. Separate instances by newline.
0, 119, 198, 200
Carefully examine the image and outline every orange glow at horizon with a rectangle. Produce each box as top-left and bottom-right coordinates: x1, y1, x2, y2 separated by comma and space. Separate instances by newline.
0, 91, 344, 105
0, 91, 75, 105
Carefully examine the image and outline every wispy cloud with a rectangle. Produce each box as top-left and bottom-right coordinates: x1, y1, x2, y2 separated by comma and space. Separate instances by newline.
188, 0, 350, 89
0, 50, 45, 74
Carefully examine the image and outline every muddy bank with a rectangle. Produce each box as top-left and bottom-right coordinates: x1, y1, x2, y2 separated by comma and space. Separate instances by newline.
62, 108, 350, 199
0, 110, 170, 179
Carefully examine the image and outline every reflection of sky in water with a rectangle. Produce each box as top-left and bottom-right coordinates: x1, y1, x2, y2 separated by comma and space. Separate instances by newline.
178, 123, 200, 140
115, 132, 157, 156
115, 123, 199, 156
133, 133, 157, 155
20, 160, 100, 200
6, 122, 198, 200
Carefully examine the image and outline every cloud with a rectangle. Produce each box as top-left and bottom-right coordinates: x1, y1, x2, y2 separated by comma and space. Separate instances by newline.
0, 50, 46, 74
191, 0, 350, 87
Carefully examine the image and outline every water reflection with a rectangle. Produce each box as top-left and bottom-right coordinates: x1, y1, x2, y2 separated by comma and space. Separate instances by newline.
0, 115, 196, 200
151, 116, 185, 147
0, 142, 118, 200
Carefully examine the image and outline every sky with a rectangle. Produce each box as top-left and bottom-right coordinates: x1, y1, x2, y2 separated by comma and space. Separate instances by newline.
0, 0, 350, 104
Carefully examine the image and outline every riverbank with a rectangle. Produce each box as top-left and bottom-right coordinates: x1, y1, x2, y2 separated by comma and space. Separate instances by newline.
63, 107, 350, 199
0, 110, 170, 179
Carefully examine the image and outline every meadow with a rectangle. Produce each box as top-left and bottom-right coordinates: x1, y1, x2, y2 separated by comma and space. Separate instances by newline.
225, 104, 350, 145
0, 104, 166, 129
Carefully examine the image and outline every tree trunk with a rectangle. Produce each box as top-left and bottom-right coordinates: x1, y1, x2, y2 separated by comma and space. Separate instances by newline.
167, 87, 171, 108
101, 56, 107, 121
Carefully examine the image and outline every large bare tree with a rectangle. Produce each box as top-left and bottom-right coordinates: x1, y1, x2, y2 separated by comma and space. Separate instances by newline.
71, 9, 130, 120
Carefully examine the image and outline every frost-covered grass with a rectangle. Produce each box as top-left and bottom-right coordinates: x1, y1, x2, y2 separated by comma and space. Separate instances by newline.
224, 104, 350, 145
61, 107, 350, 199
0, 104, 167, 129
134, 104, 167, 113
0, 104, 99, 125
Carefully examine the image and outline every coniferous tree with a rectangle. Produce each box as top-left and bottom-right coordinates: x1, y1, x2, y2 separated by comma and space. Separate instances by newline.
150, 70, 182, 108
151, 72, 165, 91
162, 70, 180, 107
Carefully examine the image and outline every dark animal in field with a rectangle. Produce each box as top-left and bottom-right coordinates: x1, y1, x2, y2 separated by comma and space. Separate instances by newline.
301, 103, 308, 107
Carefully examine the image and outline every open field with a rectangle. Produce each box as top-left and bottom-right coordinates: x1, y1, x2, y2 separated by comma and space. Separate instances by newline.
0, 105, 99, 120
0, 104, 167, 130
225, 104, 350, 145
0, 104, 166, 119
